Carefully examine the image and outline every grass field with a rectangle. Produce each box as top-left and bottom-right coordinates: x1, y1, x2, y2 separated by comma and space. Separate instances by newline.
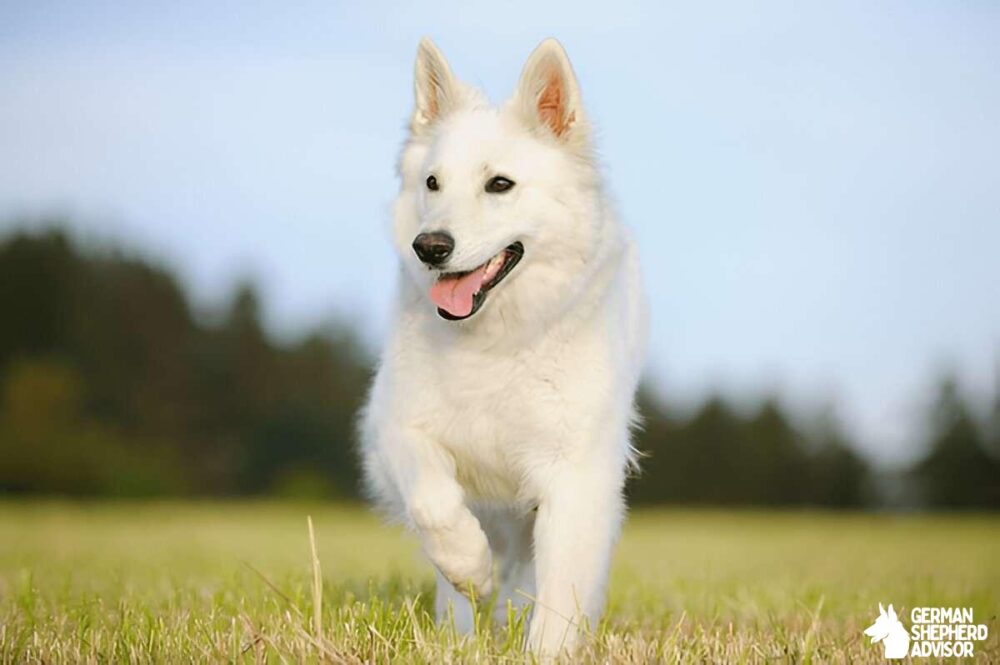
0, 502, 997, 663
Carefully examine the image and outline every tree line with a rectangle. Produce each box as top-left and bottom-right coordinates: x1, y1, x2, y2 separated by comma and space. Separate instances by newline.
0, 226, 996, 508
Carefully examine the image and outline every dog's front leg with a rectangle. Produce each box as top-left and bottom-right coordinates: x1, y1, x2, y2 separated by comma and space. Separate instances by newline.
527, 458, 625, 655
385, 430, 494, 603
411, 480, 494, 602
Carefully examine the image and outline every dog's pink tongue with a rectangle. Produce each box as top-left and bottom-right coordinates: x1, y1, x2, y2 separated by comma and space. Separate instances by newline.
430, 266, 486, 317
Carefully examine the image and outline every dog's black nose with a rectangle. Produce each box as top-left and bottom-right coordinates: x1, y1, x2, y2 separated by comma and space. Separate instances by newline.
412, 232, 454, 266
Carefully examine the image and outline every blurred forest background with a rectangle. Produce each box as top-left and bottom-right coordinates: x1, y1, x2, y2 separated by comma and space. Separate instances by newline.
0, 224, 997, 509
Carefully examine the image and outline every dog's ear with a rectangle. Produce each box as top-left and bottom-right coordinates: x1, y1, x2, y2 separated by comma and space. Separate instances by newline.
411, 38, 458, 135
515, 38, 588, 145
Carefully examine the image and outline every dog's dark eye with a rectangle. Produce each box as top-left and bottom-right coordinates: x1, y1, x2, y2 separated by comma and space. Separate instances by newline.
485, 176, 515, 194
426, 175, 439, 191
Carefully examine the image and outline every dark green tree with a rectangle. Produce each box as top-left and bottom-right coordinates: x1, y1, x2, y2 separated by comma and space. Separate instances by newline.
911, 377, 999, 509
0, 226, 373, 498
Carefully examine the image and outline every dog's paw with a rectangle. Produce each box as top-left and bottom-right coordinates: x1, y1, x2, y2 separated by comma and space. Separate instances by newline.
418, 515, 494, 598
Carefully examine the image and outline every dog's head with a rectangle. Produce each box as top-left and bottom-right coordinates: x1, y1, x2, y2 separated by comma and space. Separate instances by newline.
393, 38, 619, 333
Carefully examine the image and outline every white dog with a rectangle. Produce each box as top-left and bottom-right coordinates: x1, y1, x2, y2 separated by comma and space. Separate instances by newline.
359, 37, 647, 655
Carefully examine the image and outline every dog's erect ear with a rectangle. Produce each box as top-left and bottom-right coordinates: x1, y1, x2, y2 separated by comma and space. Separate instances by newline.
879, 603, 886, 616
411, 38, 458, 135
515, 38, 587, 144
887, 605, 897, 622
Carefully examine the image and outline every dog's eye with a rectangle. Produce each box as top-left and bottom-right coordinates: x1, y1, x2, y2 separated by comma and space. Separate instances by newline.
485, 176, 515, 194
426, 175, 439, 191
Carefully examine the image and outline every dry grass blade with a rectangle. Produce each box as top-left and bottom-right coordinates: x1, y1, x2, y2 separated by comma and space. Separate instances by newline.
241, 560, 303, 618
307, 515, 323, 638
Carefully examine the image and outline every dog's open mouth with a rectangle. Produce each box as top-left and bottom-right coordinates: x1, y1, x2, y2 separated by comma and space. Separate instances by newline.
430, 242, 524, 321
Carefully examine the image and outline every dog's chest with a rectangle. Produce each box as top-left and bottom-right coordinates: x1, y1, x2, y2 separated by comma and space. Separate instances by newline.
421, 338, 596, 500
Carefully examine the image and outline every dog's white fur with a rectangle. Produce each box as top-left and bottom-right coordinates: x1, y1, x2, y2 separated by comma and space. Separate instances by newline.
360, 37, 647, 655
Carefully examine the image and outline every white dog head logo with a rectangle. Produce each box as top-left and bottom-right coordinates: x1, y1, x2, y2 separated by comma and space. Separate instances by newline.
864, 603, 910, 659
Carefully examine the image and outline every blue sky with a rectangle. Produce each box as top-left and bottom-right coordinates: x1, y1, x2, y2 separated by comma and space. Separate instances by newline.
1, 1, 998, 465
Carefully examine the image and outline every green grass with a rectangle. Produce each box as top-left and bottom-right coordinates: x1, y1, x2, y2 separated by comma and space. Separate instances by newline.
0, 502, 997, 663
